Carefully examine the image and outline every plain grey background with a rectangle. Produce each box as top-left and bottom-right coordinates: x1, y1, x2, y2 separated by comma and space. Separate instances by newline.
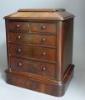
0, 0, 85, 100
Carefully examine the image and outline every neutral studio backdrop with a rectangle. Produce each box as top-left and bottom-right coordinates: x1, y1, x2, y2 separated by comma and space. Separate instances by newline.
0, 0, 85, 100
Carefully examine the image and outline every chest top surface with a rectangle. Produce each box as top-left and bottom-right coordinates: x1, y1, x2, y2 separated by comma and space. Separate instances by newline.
4, 9, 74, 21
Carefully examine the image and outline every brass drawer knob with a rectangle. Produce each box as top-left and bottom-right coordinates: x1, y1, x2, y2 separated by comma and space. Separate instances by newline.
41, 66, 46, 71
18, 62, 22, 67
41, 25, 47, 30
42, 52, 46, 56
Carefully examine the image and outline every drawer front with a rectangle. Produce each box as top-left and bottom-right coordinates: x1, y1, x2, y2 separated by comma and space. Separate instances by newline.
30, 23, 56, 33
8, 44, 56, 61
7, 22, 29, 33
8, 33, 56, 46
7, 22, 56, 33
9, 57, 55, 78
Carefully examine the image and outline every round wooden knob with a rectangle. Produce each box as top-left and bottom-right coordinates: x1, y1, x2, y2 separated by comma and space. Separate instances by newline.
41, 25, 46, 30
17, 35, 21, 39
16, 24, 20, 28
17, 48, 22, 53
18, 62, 22, 67
27, 24, 30, 32
28, 24, 30, 28
9, 68, 12, 72
42, 52, 46, 56
41, 66, 46, 71
41, 37, 46, 42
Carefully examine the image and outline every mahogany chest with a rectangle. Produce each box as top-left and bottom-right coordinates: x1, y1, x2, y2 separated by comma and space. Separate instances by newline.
4, 9, 74, 96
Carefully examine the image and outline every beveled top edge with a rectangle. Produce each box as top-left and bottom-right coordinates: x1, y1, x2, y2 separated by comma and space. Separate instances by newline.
18, 8, 66, 12
4, 9, 74, 21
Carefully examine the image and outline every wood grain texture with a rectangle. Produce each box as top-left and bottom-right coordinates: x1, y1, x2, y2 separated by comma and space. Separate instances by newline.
8, 32, 56, 46
9, 57, 56, 79
8, 43, 56, 62
4, 9, 74, 21
4, 9, 74, 97
6, 64, 74, 97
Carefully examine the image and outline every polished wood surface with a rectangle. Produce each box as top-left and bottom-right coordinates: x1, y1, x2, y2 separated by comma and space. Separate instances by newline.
8, 44, 56, 61
7, 22, 56, 33
7, 21, 29, 33
30, 23, 56, 33
8, 33, 56, 46
4, 9, 74, 21
4, 9, 74, 97
9, 57, 56, 79
6, 64, 74, 96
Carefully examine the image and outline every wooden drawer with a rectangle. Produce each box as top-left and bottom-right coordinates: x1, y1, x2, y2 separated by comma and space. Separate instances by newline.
30, 23, 56, 33
8, 33, 56, 46
7, 22, 56, 33
9, 57, 56, 78
8, 44, 56, 62
7, 22, 29, 33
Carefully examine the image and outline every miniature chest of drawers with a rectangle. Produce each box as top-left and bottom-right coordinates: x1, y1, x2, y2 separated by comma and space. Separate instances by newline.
4, 9, 74, 96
